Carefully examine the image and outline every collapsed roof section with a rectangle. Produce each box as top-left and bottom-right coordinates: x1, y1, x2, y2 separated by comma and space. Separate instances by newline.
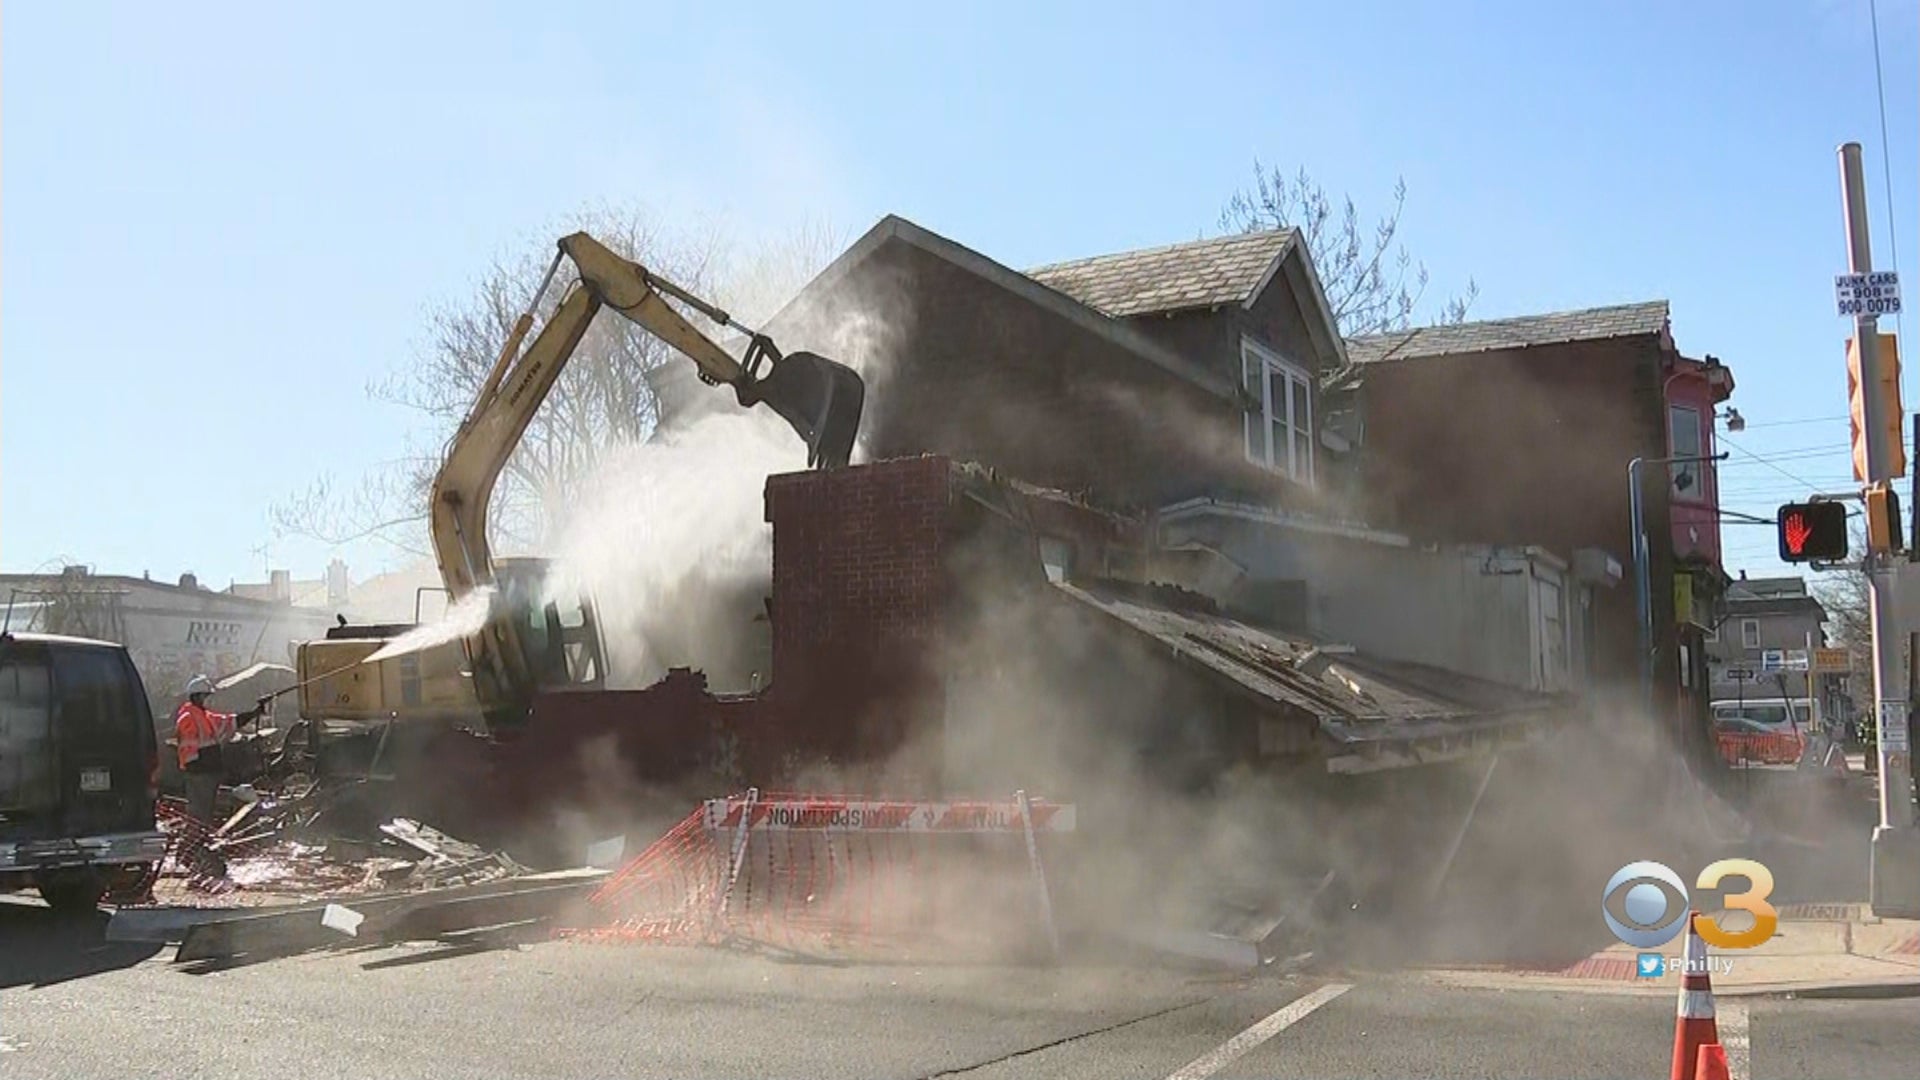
1048, 579, 1568, 775
945, 464, 1576, 774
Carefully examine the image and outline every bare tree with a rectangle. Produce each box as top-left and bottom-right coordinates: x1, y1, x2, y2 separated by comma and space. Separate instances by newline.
273, 205, 843, 557
1221, 162, 1478, 337
1813, 527, 1874, 729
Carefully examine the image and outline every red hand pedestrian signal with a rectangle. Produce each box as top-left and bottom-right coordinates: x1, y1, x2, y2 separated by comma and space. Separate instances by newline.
1783, 512, 1813, 555
1776, 501, 1848, 562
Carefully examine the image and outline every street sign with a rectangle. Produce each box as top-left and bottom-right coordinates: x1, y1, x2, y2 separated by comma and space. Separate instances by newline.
1878, 700, 1910, 753
1760, 649, 1809, 674
1837, 271, 1902, 317
1813, 647, 1851, 673
1725, 665, 1757, 682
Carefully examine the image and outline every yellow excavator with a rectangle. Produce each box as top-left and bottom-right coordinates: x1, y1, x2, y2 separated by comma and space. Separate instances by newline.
292, 232, 864, 743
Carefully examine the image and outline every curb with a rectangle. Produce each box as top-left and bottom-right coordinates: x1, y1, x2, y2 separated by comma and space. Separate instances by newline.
1404, 969, 1920, 1000
1758, 978, 1920, 1001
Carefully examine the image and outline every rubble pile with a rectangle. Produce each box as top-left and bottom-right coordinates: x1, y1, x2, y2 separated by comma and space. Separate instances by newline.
121, 782, 524, 911
100, 775, 605, 967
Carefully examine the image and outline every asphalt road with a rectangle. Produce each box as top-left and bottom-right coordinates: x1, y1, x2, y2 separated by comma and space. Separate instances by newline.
2, 899, 1915, 1079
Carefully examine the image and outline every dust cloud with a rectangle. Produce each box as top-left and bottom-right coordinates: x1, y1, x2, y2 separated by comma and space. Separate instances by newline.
537, 259, 916, 690
814, 615, 1763, 970
542, 409, 803, 691
760, 256, 914, 441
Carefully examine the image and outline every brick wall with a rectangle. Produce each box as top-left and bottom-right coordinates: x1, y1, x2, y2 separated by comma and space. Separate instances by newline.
764, 455, 956, 759
472, 458, 963, 844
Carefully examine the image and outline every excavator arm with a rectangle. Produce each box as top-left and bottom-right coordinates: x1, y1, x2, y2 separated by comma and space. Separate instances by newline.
428, 231, 865, 723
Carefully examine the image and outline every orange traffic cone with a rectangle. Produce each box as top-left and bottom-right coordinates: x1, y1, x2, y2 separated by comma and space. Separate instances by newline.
1695, 1043, 1732, 1080
1670, 911, 1720, 1080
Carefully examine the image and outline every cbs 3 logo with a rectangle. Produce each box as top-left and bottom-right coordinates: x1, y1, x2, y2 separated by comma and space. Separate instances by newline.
1602, 859, 1778, 949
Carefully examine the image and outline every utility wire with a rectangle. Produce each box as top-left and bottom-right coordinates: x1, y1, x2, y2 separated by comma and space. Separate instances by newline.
1868, 0, 1907, 406
1736, 414, 1849, 429
1719, 434, 1825, 490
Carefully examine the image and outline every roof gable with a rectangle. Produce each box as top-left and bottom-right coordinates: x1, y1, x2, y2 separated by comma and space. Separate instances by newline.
1026, 231, 1297, 319
766, 215, 1236, 400
1025, 228, 1348, 370
1345, 301, 1672, 366
1725, 594, 1827, 620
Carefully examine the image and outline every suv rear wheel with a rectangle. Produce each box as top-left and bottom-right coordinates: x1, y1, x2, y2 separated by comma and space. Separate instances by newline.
38, 871, 107, 915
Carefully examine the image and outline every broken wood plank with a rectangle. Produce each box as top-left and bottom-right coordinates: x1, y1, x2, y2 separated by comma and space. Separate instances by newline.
172, 868, 606, 963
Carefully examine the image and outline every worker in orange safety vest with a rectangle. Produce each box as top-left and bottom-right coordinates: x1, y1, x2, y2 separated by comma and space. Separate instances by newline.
175, 674, 265, 823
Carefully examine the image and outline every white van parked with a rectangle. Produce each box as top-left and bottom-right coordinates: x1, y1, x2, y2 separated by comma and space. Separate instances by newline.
1710, 697, 1807, 732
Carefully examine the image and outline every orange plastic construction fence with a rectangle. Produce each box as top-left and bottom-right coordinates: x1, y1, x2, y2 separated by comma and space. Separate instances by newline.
569, 790, 1073, 960
1715, 730, 1808, 768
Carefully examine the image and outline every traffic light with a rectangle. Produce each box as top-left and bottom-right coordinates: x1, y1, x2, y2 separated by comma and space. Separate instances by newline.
1865, 484, 1904, 554
1778, 501, 1849, 562
1847, 333, 1905, 482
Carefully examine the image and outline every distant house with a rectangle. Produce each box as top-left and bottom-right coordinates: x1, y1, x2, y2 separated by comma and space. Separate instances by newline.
1706, 574, 1833, 706
1, 565, 336, 724
227, 559, 351, 610
1334, 302, 1736, 754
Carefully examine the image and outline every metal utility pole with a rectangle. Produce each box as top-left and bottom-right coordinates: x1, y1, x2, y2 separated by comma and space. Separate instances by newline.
1840, 142, 1919, 917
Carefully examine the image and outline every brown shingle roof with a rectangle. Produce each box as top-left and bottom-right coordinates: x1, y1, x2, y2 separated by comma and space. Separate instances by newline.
1344, 300, 1671, 365
1026, 230, 1298, 318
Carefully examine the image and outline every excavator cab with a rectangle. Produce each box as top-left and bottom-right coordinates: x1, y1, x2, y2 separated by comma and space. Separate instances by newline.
471, 557, 605, 731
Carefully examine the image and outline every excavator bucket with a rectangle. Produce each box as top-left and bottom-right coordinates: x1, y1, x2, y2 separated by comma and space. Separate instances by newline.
749, 351, 866, 469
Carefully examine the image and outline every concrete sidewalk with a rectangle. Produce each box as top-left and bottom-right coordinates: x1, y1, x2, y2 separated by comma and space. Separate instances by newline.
1413, 906, 1920, 998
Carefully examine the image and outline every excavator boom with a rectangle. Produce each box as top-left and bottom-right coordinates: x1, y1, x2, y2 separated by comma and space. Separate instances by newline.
424, 231, 865, 726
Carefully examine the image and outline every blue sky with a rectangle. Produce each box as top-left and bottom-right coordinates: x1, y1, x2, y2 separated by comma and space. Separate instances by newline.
4, 0, 1915, 589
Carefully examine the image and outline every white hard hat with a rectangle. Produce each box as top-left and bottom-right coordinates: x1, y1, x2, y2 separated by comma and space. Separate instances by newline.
185, 674, 215, 697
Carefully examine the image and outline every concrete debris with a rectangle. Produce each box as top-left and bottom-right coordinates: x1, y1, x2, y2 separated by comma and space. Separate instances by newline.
1113, 926, 1262, 972
321, 903, 365, 937
1101, 867, 1346, 974
586, 836, 627, 868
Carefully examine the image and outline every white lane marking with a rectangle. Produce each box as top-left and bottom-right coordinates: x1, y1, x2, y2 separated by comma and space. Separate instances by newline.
0, 1035, 20, 1053
1164, 982, 1353, 1080
1720, 1000, 1750, 1080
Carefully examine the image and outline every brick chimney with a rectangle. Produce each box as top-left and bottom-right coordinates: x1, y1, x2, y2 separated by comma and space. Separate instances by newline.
763, 456, 955, 757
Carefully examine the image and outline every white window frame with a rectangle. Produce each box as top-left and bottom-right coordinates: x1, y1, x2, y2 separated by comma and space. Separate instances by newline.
1740, 619, 1761, 650
1241, 337, 1314, 485
1668, 404, 1704, 499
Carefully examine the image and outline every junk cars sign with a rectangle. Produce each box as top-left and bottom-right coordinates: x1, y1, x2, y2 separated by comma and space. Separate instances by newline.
1836, 271, 1901, 317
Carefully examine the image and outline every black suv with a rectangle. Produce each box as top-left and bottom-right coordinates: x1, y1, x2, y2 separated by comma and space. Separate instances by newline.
0, 631, 167, 912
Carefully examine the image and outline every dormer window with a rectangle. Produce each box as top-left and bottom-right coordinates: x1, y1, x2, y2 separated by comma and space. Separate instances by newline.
1242, 337, 1314, 485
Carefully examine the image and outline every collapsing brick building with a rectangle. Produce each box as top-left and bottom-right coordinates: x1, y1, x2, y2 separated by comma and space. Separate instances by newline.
493, 218, 1617, 835
514, 453, 1575, 811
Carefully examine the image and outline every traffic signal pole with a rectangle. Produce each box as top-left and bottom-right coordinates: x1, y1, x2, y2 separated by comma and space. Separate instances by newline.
1840, 142, 1920, 917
